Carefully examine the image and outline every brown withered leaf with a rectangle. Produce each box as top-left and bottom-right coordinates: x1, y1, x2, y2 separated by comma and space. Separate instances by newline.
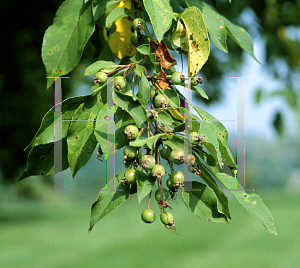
156, 69, 170, 89
150, 40, 177, 69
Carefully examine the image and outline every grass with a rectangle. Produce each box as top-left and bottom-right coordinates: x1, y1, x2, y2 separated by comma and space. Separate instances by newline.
0, 188, 299, 268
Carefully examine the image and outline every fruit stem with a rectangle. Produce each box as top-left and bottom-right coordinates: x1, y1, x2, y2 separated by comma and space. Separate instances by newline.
169, 159, 174, 172
147, 191, 152, 209
139, 128, 145, 137
106, 63, 132, 75
158, 178, 166, 207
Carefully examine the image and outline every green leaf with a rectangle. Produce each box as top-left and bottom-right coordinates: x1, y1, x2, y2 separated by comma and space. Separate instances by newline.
163, 135, 184, 150
222, 16, 261, 65
193, 156, 231, 219
192, 86, 209, 99
181, 6, 210, 76
67, 95, 102, 178
166, 107, 184, 121
94, 105, 134, 159
143, 0, 174, 42
172, 19, 188, 51
114, 91, 148, 128
89, 172, 130, 233
130, 51, 144, 64
182, 181, 228, 223
93, 0, 121, 20
185, 0, 228, 53
105, 7, 132, 27
215, 173, 277, 235
94, 104, 111, 159
202, 3, 227, 52
158, 87, 180, 108
19, 138, 69, 181
193, 105, 236, 167
137, 44, 151, 55
25, 95, 88, 150
157, 111, 173, 126
134, 65, 146, 78
146, 134, 168, 150
129, 137, 148, 147
136, 167, 155, 203
98, 41, 115, 62
42, 0, 95, 89
84, 60, 117, 76
137, 73, 150, 104
198, 121, 222, 166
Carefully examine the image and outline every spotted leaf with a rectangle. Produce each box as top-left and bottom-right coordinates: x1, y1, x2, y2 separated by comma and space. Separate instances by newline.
181, 7, 210, 77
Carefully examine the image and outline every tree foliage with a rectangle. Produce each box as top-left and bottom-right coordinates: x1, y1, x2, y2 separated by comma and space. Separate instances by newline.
17, 0, 279, 235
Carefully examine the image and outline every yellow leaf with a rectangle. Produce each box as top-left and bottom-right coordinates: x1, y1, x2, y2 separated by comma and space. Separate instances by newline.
166, 107, 184, 121
181, 7, 210, 77
107, 0, 136, 59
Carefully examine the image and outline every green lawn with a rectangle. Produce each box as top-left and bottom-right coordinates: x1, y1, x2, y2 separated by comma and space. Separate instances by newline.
0, 189, 299, 268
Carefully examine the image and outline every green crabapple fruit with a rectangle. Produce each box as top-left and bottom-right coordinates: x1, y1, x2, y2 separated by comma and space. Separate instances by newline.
188, 165, 202, 174
170, 148, 185, 165
154, 94, 169, 108
171, 72, 185, 85
124, 169, 136, 184
132, 18, 145, 31
114, 76, 126, 90
206, 154, 218, 166
147, 109, 158, 122
191, 76, 203, 86
151, 164, 165, 179
140, 155, 156, 171
141, 209, 155, 223
123, 145, 137, 159
167, 178, 179, 190
155, 188, 169, 202
185, 154, 195, 166
130, 32, 139, 46
121, 169, 137, 185
94, 72, 107, 84
124, 125, 139, 140
160, 212, 174, 225
123, 145, 138, 164
160, 146, 170, 160
189, 131, 201, 145
169, 170, 184, 184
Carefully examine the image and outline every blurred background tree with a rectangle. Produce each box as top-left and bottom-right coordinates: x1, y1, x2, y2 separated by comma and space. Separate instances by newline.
0, 0, 299, 190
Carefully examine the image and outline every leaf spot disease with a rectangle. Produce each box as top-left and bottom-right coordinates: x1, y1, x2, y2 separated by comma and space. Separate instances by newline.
218, 26, 224, 29
252, 201, 256, 205
75, 136, 78, 140
60, 69, 63, 73
97, 204, 100, 206
243, 194, 248, 198
217, 16, 220, 19
49, 51, 52, 54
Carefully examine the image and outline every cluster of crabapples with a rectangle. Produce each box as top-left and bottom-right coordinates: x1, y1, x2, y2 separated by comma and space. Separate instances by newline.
120, 123, 204, 232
